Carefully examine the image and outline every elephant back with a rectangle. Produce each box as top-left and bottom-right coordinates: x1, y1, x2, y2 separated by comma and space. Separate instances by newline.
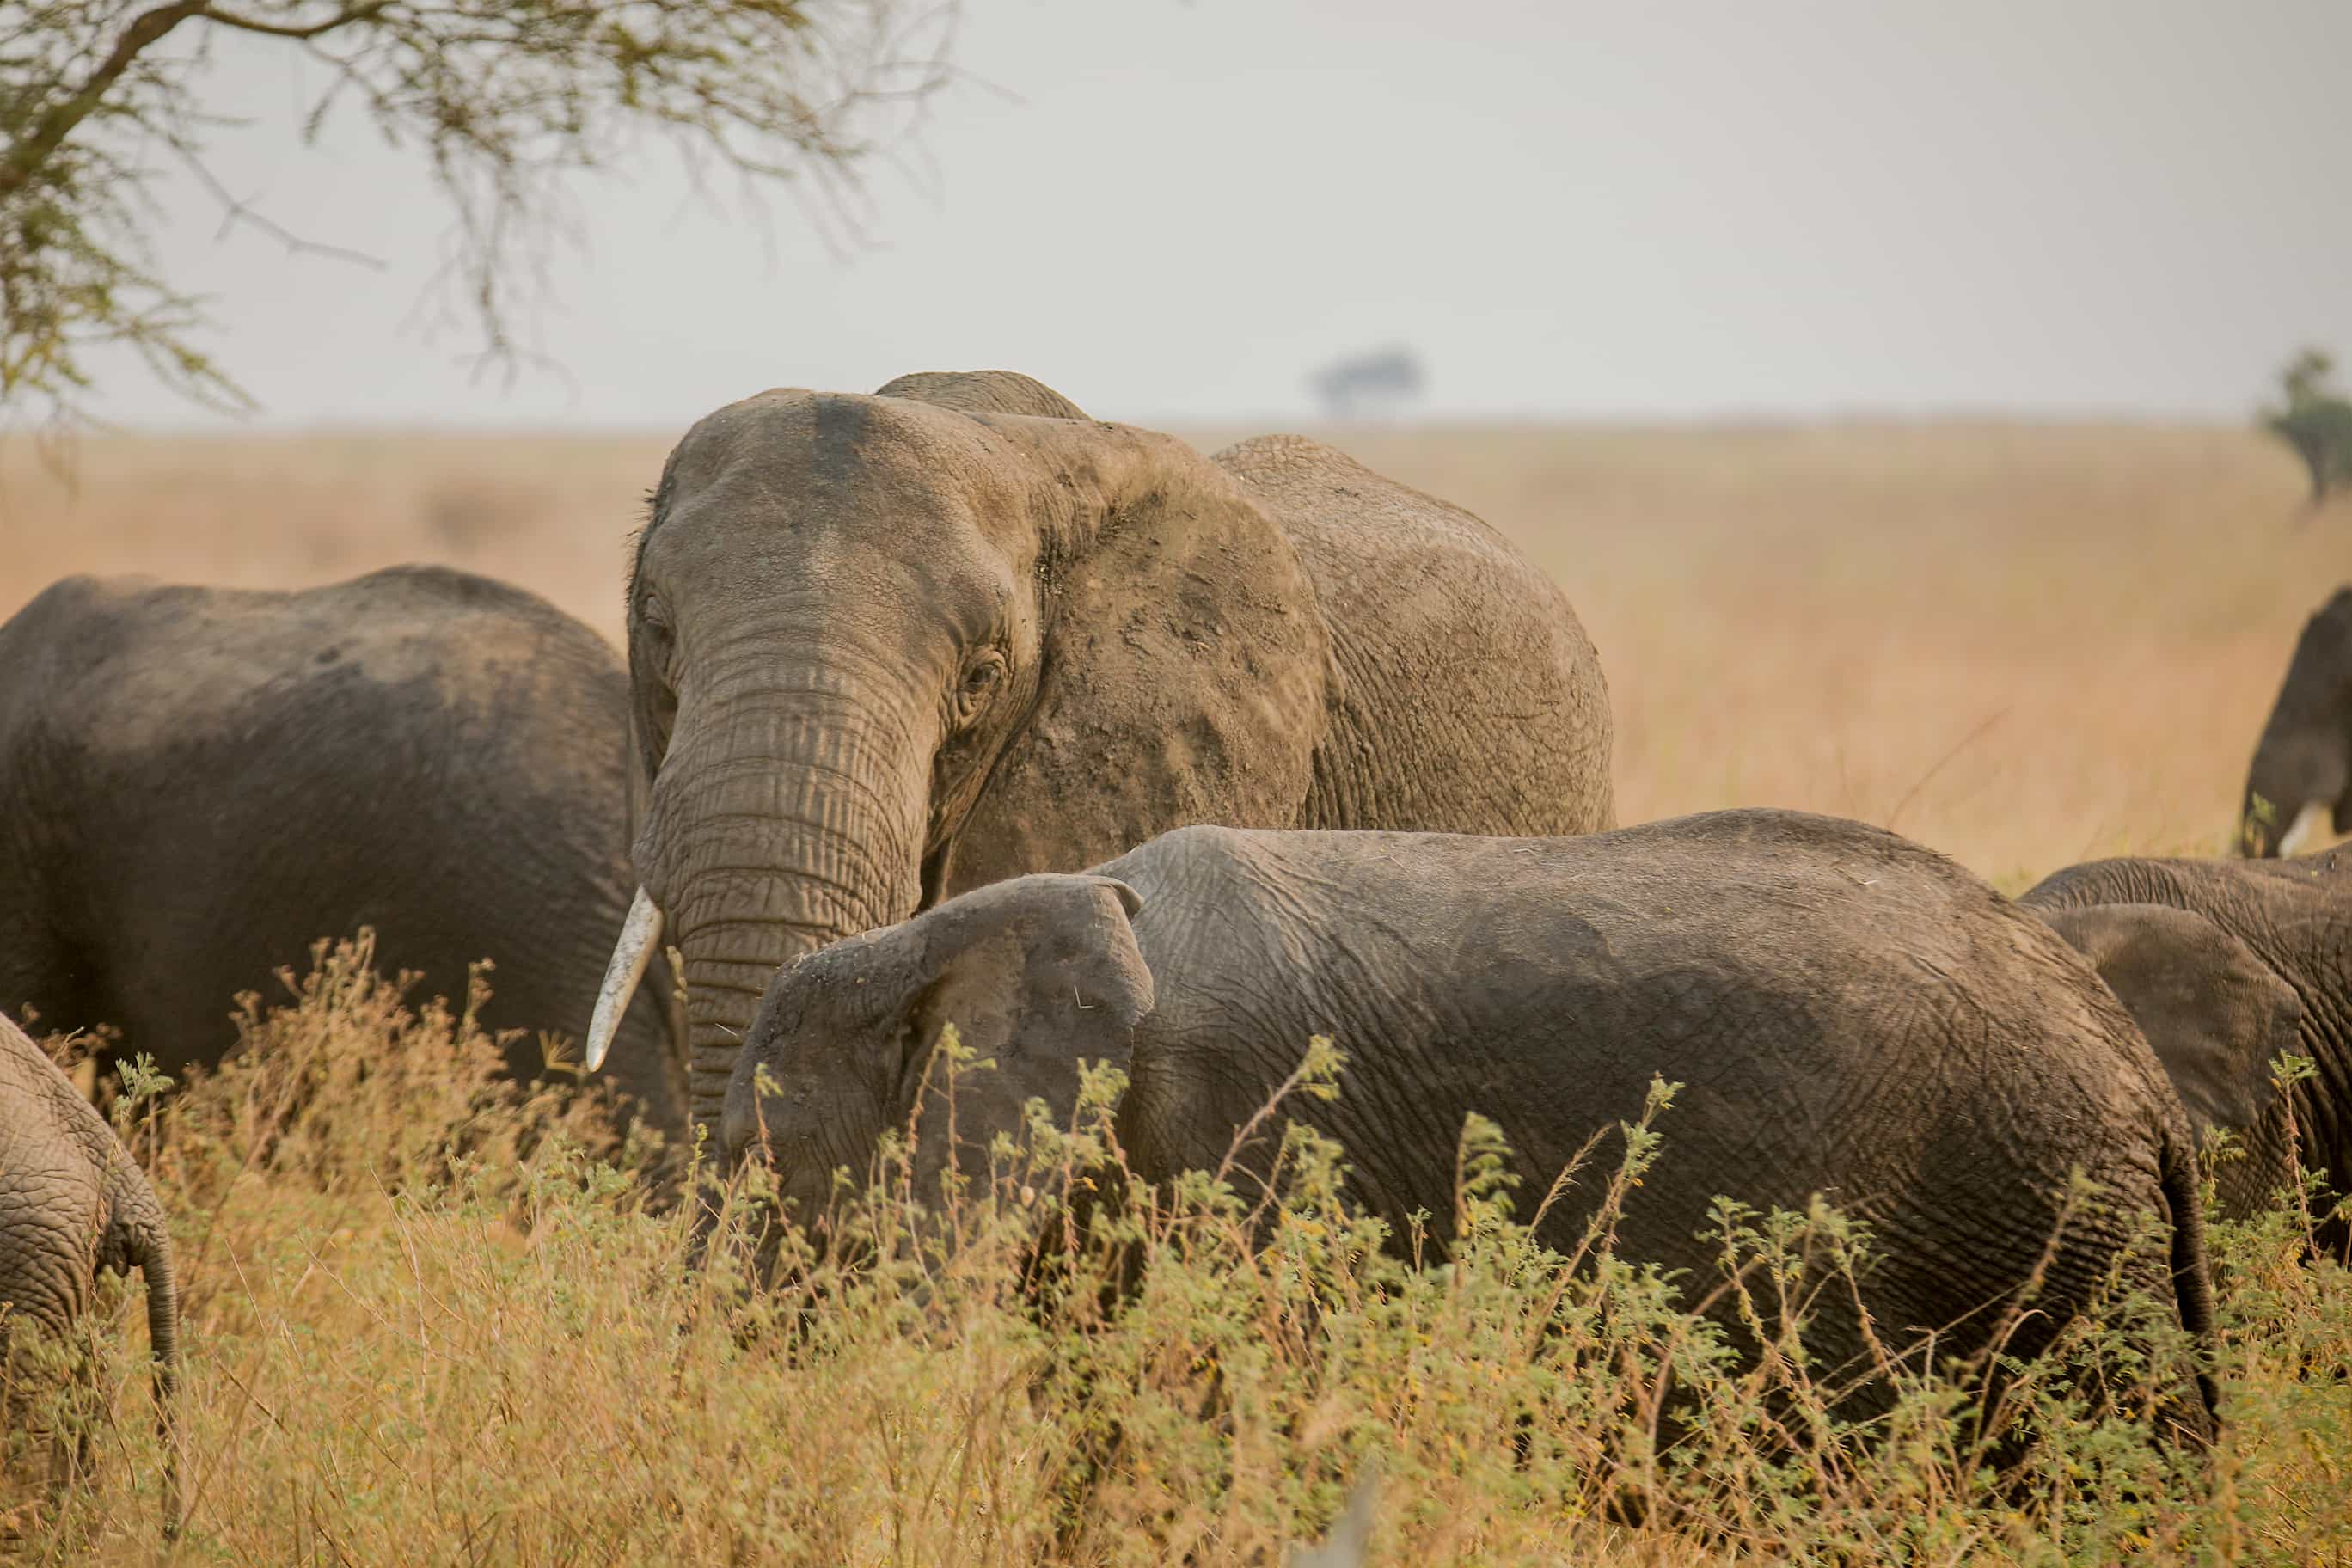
0, 567, 678, 1130
874, 370, 1090, 420
1210, 434, 1614, 837
1114, 810, 2189, 1333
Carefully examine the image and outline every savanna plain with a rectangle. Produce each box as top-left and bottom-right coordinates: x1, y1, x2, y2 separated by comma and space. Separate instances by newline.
1, 422, 2346, 1565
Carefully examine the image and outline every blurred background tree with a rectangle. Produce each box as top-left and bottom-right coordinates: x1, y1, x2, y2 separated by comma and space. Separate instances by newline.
2260, 346, 2352, 511
0, 0, 952, 430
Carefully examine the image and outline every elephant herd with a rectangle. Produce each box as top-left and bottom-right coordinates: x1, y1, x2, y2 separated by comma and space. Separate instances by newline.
3, 369, 2349, 1523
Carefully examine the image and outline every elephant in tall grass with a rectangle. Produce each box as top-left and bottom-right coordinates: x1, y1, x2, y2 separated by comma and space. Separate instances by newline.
2239, 585, 2352, 857
0, 567, 683, 1142
0, 1011, 178, 1531
2022, 851, 2351, 1259
724, 810, 2220, 1443
590, 369, 1616, 1140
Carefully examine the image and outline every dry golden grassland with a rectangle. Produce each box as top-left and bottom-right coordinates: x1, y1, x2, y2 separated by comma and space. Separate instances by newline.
1, 422, 2348, 1565
3, 420, 2337, 879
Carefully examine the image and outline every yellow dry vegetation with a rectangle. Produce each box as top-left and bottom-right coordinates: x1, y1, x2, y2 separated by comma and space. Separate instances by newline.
0, 422, 2347, 1565
6, 943, 2347, 1565
3, 420, 2337, 879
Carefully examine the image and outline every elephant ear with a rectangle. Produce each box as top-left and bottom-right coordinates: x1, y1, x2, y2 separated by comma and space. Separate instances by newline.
2038, 902, 2298, 1136
942, 423, 1334, 890
908, 874, 1155, 1066
874, 370, 1090, 420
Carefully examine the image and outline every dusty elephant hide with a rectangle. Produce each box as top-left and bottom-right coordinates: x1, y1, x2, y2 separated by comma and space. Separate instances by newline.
726, 808, 2220, 1445
609, 367, 1616, 1138
2023, 849, 2352, 1260
0, 565, 685, 1151
0, 1012, 178, 1529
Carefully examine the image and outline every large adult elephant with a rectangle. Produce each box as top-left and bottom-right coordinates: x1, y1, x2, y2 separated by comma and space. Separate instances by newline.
591, 370, 1615, 1136
2020, 851, 2349, 1259
2239, 585, 2352, 857
0, 567, 683, 1140
723, 810, 2219, 1443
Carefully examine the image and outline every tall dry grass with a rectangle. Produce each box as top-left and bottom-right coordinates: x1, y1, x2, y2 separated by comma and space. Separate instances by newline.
1, 420, 2347, 1562
3, 951, 2346, 1563
1, 420, 2336, 880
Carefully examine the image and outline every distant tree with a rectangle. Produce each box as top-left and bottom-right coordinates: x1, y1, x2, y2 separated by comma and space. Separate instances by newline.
0, 1, 953, 430
1307, 345, 1424, 421
2260, 346, 2352, 509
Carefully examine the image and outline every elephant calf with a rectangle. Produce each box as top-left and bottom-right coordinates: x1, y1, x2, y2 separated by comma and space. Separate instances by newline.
0, 1012, 178, 1526
727, 809, 2220, 1442
2022, 850, 2352, 1260
0, 566, 683, 1146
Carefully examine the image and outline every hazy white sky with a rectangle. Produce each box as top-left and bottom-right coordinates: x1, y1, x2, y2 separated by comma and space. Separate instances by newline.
99, 0, 2352, 428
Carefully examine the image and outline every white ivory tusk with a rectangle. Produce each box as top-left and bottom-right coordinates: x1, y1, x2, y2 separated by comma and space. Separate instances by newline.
2278, 801, 2334, 859
585, 887, 663, 1072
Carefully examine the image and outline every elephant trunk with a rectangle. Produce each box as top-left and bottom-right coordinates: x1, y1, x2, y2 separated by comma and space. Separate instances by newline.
639, 667, 936, 1141
2242, 719, 2349, 857
2243, 602, 2352, 857
113, 1184, 179, 1538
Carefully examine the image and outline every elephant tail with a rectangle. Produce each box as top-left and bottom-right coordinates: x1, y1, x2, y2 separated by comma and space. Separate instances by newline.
123, 1207, 182, 1539
2159, 1118, 2224, 1443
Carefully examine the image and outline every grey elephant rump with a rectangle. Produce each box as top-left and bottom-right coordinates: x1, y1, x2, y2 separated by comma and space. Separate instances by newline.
1214, 435, 1614, 838
0, 566, 682, 1138
0, 1042, 111, 1334
1109, 813, 2181, 1328
0, 1011, 180, 1531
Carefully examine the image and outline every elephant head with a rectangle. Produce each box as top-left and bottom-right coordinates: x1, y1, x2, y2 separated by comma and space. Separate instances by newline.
2022, 852, 2352, 1254
2241, 586, 2352, 857
588, 371, 1329, 1136
2030, 900, 2297, 1141
720, 872, 1154, 1228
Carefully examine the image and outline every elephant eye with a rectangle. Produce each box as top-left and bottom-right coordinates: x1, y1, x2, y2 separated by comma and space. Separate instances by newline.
637, 599, 680, 668
952, 652, 1007, 726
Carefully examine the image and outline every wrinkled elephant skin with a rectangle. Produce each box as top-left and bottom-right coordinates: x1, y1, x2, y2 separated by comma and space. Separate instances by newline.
612, 368, 1616, 1140
0, 1012, 178, 1531
0, 567, 685, 1146
728, 808, 2220, 1445
2024, 850, 2352, 1260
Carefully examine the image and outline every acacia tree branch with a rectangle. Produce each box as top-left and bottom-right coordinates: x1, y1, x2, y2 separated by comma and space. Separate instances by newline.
195, 2, 394, 43
0, 0, 208, 201
172, 143, 387, 269
2, 0, 955, 433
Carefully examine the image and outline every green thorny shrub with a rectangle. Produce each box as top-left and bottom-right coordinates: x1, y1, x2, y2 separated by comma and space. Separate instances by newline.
5, 950, 2350, 1565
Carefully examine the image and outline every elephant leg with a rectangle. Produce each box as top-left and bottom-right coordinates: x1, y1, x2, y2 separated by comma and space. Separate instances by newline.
37, 1342, 96, 1524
